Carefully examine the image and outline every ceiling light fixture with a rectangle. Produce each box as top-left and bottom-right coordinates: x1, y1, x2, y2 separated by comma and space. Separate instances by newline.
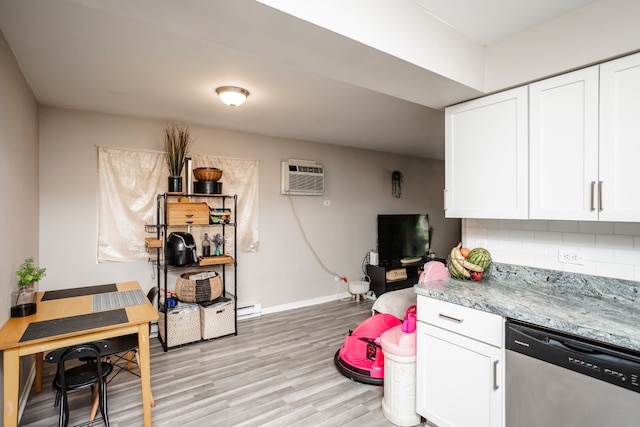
215, 86, 250, 108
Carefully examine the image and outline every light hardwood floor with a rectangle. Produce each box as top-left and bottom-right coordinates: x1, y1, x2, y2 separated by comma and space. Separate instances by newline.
20, 298, 413, 426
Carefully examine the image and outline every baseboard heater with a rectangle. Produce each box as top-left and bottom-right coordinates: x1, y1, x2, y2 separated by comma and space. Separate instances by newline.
237, 302, 262, 319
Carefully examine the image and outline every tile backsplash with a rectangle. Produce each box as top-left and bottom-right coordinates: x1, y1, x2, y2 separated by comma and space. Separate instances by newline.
462, 219, 640, 281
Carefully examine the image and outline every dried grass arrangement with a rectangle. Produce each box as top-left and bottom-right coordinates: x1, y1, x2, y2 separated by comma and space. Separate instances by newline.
164, 123, 194, 177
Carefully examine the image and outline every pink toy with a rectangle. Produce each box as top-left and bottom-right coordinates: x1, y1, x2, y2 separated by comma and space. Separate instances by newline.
334, 313, 402, 385
418, 260, 450, 284
401, 305, 417, 333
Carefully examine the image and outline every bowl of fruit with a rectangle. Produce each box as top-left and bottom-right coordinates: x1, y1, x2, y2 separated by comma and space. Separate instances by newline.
447, 243, 492, 281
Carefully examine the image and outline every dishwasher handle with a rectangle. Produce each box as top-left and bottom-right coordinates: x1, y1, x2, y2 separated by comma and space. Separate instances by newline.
548, 338, 640, 368
507, 321, 640, 369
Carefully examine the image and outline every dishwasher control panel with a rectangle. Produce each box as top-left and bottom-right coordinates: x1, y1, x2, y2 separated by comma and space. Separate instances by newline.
506, 320, 640, 393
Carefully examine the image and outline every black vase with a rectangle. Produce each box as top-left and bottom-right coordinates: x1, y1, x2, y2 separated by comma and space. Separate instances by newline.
168, 176, 183, 193
11, 288, 37, 317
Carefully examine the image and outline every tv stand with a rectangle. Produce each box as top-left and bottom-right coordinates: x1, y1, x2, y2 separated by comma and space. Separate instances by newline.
366, 262, 422, 297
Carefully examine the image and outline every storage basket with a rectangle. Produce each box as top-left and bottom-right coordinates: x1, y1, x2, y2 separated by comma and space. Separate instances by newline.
158, 303, 201, 347
193, 167, 223, 182
175, 271, 222, 303
200, 294, 236, 339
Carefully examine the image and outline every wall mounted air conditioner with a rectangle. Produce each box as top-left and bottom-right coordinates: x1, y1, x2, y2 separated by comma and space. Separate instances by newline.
280, 159, 324, 196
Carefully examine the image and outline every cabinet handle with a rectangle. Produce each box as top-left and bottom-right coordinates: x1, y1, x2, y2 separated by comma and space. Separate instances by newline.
590, 181, 596, 211
438, 313, 463, 323
186, 214, 194, 218
598, 181, 603, 211
185, 221, 193, 224
493, 360, 500, 390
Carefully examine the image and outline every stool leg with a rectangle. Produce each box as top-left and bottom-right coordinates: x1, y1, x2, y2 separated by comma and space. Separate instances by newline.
89, 385, 99, 423
126, 351, 135, 371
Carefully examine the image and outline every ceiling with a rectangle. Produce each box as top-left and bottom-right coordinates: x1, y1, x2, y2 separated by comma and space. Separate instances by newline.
0, 0, 599, 159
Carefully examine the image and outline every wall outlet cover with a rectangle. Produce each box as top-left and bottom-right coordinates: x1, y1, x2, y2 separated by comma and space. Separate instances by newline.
558, 249, 584, 265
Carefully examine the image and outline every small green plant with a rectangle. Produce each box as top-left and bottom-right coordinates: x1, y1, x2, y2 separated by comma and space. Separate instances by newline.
16, 256, 46, 287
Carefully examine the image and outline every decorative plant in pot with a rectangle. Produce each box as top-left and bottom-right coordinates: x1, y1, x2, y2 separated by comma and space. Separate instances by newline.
212, 233, 225, 256
164, 123, 194, 193
12, 256, 46, 317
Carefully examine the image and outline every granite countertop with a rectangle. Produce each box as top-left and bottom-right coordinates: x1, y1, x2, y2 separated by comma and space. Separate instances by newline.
414, 263, 640, 353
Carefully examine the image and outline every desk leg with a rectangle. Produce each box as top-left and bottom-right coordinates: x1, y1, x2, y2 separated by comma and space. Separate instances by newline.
35, 351, 43, 393
4, 348, 20, 427
137, 323, 153, 427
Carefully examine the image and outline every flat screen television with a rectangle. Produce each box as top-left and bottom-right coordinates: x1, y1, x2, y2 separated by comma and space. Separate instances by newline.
377, 214, 430, 266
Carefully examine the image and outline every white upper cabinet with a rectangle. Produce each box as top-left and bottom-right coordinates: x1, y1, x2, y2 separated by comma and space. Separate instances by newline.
446, 51, 640, 222
529, 66, 599, 220
599, 52, 640, 222
445, 87, 528, 219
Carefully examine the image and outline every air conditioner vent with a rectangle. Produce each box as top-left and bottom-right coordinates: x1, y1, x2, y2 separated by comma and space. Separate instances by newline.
281, 159, 325, 196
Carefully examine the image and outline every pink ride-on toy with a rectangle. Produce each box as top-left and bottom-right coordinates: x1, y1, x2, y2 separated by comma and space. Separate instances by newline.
334, 313, 402, 385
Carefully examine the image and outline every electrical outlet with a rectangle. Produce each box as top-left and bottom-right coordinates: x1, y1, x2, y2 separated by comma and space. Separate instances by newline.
558, 249, 584, 265
323, 200, 331, 206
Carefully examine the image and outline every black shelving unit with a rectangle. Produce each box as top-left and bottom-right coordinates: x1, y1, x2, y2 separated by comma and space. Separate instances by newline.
153, 193, 238, 351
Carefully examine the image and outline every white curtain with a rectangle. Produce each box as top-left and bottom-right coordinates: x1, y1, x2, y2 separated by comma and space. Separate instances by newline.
191, 154, 259, 253
97, 146, 259, 263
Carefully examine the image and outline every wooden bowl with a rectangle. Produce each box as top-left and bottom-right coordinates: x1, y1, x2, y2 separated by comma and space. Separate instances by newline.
193, 167, 222, 182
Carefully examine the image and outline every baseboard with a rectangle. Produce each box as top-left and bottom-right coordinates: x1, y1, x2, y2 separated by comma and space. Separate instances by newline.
260, 292, 352, 316
150, 321, 158, 338
19, 360, 37, 423
235, 292, 357, 321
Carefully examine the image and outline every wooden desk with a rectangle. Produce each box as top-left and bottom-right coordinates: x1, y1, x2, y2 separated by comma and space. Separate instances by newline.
0, 281, 158, 427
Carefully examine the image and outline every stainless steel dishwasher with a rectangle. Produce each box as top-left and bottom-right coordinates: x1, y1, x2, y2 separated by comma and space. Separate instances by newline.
505, 320, 640, 427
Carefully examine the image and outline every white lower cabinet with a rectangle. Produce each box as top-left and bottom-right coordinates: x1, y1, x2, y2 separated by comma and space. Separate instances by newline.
416, 296, 504, 427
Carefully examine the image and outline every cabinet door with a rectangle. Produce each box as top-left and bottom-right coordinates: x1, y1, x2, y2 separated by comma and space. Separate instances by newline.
417, 322, 503, 427
445, 87, 528, 219
529, 66, 599, 220
599, 52, 640, 222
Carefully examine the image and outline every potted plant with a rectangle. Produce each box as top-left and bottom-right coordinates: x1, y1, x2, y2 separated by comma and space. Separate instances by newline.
212, 233, 225, 256
164, 123, 194, 193
12, 256, 46, 317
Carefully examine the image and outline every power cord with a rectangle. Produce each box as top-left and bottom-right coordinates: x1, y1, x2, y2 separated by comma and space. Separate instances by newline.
361, 251, 372, 276
337, 280, 352, 302
287, 193, 347, 283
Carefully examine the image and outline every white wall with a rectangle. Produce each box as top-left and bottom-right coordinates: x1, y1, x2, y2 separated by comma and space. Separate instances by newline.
258, 0, 640, 105
0, 28, 40, 420
257, 0, 486, 90
463, 219, 640, 281
38, 107, 460, 310
485, 0, 640, 92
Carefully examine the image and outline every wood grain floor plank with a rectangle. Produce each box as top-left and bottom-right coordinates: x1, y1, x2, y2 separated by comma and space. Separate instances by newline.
19, 298, 418, 426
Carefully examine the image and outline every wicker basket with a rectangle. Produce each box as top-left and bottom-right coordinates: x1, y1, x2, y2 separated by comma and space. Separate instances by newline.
200, 293, 235, 339
158, 303, 201, 347
175, 271, 222, 303
193, 167, 223, 182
